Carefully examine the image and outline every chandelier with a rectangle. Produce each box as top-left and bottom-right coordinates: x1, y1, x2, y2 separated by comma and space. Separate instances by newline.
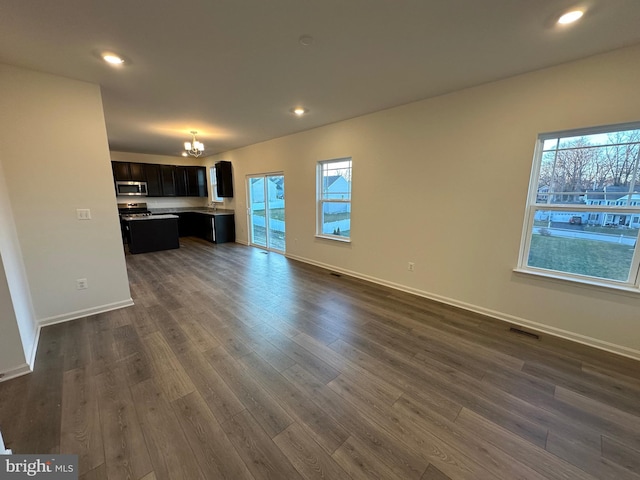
184, 130, 204, 157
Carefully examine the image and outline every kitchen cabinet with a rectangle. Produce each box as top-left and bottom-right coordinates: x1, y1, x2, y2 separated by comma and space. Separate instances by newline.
111, 161, 207, 197
112, 162, 129, 181
112, 161, 145, 182
176, 212, 235, 243
184, 167, 196, 196
143, 163, 163, 196
177, 212, 203, 237
129, 163, 145, 181
215, 161, 233, 197
160, 165, 176, 196
175, 166, 188, 196
174, 166, 207, 197
123, 215, 180, 254
204, 214, 235, 243
189, 166, 208, 197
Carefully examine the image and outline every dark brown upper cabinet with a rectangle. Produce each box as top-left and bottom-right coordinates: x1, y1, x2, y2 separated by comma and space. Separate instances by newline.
112, 161, 145, 181
174, 166, 188, 196
174, 166, 207, 197
187, 166, 207, 197
160, 165, 177, 196
215, 161, 233, 197
112, 161, 207, 197
143, 163, 163, 196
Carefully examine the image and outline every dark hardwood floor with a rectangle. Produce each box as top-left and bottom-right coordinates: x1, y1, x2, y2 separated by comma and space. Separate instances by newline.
1, 237, 639, 479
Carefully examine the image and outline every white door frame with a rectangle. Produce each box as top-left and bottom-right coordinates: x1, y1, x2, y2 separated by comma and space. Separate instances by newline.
246, 172, 285, 252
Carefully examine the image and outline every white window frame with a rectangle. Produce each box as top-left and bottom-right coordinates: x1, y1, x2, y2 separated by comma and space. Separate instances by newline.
209, 166, 223, 203
316, 157, 352, 242
516, 122, 640, 293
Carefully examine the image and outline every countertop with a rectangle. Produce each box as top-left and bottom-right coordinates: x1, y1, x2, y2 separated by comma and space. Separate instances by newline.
121, 214, 179, 221
150, 208, 235, 216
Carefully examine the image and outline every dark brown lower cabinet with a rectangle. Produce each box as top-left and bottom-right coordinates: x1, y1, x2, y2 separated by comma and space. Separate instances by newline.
177, 212, 202, 237
124, 218, 180, 254
204, 214, 235, 244
177, 213, 235, 243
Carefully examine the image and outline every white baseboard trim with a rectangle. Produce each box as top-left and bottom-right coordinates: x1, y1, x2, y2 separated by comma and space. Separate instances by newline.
285, 253, 640, 362
37, 298, 134, 328
1, 300, 134, 382
27, 324, 41, 370
235, 239, 249, 246
0, 362, 31, 383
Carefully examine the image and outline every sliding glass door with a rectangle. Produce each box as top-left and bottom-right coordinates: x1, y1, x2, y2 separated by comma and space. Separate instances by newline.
248, 174, 285, 252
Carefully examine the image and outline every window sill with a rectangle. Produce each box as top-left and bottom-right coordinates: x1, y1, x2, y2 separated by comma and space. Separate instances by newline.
513, 268, 640, 296
315, 234, 351, 243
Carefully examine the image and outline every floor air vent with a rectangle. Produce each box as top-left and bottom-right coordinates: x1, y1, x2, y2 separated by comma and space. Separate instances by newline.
509, 327, 540, 340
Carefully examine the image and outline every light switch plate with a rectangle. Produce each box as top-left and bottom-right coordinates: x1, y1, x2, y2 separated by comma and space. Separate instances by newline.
76, 208, 91, 220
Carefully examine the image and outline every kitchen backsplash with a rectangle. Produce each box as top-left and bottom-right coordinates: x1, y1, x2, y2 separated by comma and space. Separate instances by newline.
116, 196, 208, 209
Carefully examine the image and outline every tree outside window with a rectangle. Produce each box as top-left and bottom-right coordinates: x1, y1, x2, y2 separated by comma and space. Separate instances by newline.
519, 124, 640, 288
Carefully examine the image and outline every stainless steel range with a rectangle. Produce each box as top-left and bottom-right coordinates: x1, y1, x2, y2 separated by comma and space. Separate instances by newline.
117, 202, 152, 217
117, 203, 151, 243
117, 203, 180, 254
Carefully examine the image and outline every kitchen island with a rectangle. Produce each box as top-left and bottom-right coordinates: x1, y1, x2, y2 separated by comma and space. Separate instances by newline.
121, 214, 180, 254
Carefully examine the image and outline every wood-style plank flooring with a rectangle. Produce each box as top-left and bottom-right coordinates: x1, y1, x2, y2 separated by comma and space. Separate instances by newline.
1, 237, 640, 479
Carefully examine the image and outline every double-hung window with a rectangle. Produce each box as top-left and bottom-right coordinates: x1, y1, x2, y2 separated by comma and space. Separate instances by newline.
317, 158, 352, 241
518, 122, 640, 290
209, 166, 223, 203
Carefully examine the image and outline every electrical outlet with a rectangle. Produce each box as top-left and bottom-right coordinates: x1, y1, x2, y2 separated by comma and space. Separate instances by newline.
408, 262, 415, 272
76, 209, 91, 220
76, 278, 88, 290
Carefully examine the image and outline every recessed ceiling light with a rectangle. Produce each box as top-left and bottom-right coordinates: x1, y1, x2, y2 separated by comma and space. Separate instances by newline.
299, 35, 314, 46
558, 10, 584, 24
291, 107, 308, 116
102, 53, 125, 65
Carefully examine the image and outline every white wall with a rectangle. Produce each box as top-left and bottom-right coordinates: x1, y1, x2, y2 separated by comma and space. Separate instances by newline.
0, 64, 131, 332
0, 255, 28, 377
209, 45, 640, 359
0, 95, 37, 379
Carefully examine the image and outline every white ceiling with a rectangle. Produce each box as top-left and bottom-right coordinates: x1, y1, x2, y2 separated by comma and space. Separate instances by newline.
2, 0, 640, 157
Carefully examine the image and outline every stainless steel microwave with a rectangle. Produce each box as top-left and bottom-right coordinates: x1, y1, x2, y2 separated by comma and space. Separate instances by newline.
116, 181, 148, 196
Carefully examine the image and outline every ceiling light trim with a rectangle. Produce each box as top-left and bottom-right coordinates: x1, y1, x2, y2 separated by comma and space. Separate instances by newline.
299, 34, 314, 46
557, 9, 584, 25
101, 52, 126, 65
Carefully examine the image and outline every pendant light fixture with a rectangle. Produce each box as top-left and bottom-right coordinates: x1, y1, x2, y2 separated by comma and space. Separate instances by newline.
184, 130, 204, 157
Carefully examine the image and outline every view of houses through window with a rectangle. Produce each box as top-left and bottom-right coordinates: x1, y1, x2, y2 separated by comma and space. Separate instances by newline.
317, 158, 352, 240
248, 174, 285, 252
520, 124, 640, 286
